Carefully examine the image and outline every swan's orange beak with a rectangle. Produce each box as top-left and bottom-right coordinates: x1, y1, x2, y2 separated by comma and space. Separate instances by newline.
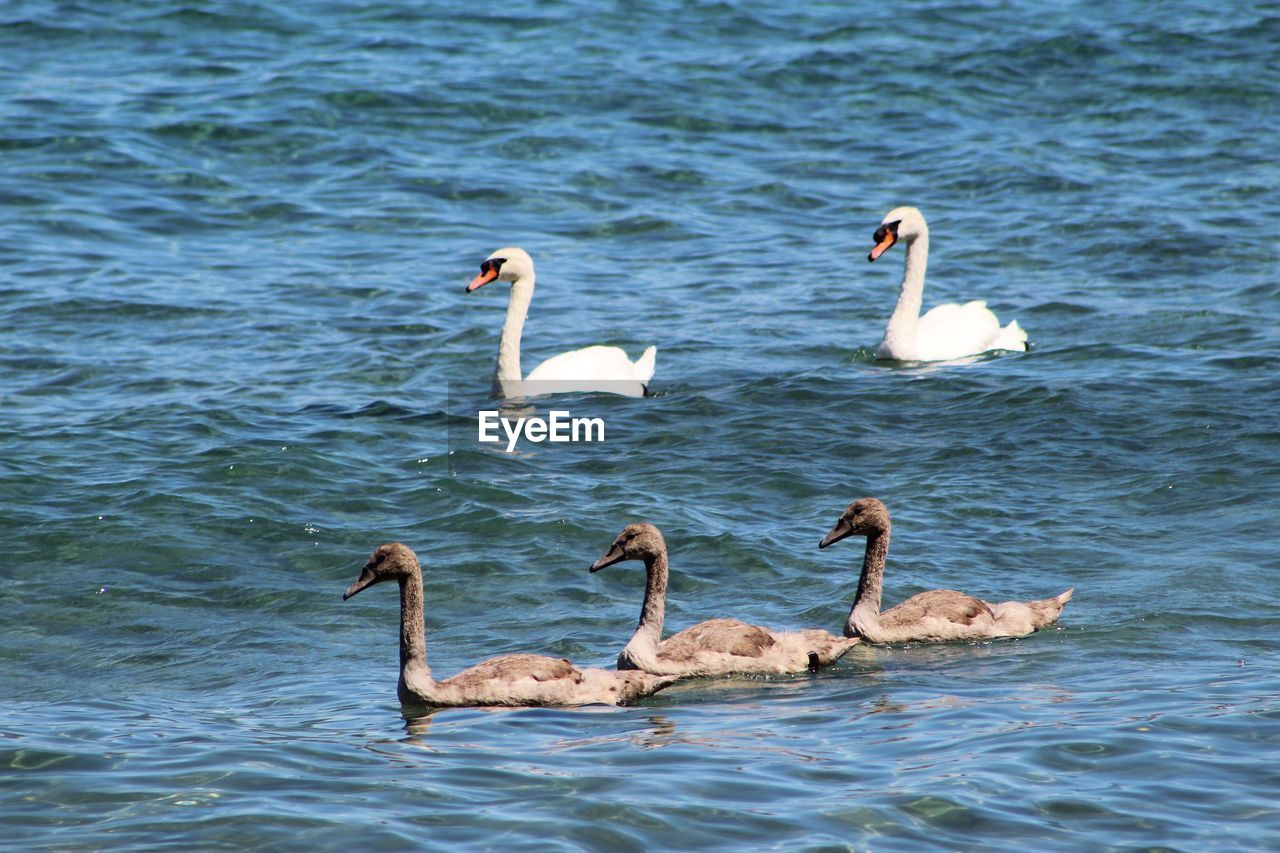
466, 268, 499, 293
819, 518, 854, 549
590, 543, 627, 573
868, 231, 897, 262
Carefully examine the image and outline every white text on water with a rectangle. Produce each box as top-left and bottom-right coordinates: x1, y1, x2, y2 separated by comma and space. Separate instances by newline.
477, 410, 605, 453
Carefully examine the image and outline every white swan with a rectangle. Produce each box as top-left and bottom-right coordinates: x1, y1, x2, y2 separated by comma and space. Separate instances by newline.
867, 207, 1027, 361
466, 247, 657, 398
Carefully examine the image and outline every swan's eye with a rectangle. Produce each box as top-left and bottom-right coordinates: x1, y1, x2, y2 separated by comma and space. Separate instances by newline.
374, 552, 386, 565
480, 258, 506, 275
873, 221, 901, 243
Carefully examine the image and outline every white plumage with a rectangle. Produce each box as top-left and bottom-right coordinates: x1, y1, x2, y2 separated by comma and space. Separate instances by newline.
868, 206, 1027, 362
466, 247, 656, 398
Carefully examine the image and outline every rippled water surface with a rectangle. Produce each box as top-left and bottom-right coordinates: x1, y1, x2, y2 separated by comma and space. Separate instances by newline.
3, 0, 1279, 848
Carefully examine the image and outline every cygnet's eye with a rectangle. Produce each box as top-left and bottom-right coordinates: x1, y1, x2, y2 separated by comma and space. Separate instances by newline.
374, 552, 387, 565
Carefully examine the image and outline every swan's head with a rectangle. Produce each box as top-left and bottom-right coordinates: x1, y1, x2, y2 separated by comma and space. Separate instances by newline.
590, 523, 666, 572
819, 498, 890, 548
343, 542, 420, 600
465, 247, 534, 293
868, 206, 926, 262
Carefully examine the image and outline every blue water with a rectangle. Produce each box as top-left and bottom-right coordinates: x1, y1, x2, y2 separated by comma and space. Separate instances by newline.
3, 0, 1279, 848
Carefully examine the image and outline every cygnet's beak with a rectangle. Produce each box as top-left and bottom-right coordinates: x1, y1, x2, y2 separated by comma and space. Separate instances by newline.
590, 543, 627, 573
343, 564, 378, 600
819, 518, 854, 549
465, 267, 499, 293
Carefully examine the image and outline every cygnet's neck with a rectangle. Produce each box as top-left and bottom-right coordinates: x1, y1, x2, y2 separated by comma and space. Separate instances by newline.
846, 527, 891, 639
628, 551, 669, 658
396, 570, 435, 703
494, 275, 534, 394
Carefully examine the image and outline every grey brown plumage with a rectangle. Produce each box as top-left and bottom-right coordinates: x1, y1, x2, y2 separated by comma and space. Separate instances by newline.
344, 543, 677, 707
658, 619, 777, 660
591, 524, 859, 677
819, 498, 1073, 644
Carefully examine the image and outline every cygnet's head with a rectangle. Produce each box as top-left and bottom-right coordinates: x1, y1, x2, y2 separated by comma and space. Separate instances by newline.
868, 206, 926, 262
590, 523, 666, 572
819, 498, 890, 548
343, 542, 420, 600
465, 247, 534, 292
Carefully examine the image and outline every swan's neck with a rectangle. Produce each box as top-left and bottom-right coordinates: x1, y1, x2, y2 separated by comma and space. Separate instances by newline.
495, 276, 534, 394
882, 232, 929, 355
397, 570, 435, 703
847, 528, 890, 638
627, 551, 669, 659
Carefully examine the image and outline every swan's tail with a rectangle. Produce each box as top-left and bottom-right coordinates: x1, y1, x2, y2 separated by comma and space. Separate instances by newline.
809, 636, 861, 668
633, 345, 657, 385
996, 319, 1029, 352
1028, 587, 1073, 629
788, 630, 860, 668
617, 671, 678, 704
